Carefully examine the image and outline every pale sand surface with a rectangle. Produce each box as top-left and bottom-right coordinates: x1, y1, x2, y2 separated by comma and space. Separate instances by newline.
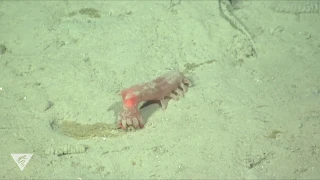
0, 1, 319, 179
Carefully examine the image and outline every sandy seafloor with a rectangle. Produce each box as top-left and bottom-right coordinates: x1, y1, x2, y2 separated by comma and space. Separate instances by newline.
0, 1, 319, 179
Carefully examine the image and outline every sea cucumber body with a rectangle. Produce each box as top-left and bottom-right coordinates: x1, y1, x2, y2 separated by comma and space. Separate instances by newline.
122, 71, 188, 104
118, 70, 191, 129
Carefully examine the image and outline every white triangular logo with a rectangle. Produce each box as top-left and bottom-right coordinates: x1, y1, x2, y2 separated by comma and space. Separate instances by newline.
11, 154, 33, 171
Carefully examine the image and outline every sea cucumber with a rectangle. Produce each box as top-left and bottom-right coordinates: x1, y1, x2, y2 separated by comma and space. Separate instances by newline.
118, 70, 191, 130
